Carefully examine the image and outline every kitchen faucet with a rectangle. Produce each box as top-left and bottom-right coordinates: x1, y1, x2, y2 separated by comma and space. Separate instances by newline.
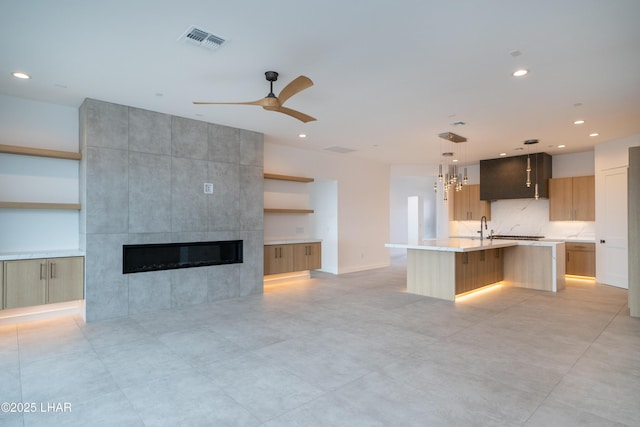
478, 215, 488, 241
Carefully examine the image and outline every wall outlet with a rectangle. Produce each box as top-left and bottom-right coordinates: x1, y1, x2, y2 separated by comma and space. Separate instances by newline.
296, 227, 304, 234
204, 183, 214, 194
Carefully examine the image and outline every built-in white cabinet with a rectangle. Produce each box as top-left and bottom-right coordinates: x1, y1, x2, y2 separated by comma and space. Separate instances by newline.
2, 256, 84, 310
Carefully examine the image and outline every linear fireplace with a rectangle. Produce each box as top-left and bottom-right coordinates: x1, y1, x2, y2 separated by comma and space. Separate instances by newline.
123, 240, 243, 274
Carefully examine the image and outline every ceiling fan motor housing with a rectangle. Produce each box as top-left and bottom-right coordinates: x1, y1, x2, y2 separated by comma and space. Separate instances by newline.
265, 71, 279, 81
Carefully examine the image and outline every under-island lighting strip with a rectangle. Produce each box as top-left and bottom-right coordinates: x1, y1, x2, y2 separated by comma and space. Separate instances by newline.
455, 283, 503, 302
565, 274, 596, 282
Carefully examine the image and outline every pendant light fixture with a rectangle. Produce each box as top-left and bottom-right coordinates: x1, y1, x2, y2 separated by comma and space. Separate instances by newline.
524, 139, 539, 189
534, 152, 540, 199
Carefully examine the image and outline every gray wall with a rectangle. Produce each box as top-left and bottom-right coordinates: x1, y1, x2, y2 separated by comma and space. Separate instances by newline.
79, 99, 263, 322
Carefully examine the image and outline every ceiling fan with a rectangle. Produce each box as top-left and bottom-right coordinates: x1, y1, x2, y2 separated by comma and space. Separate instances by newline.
194, 71, 316, 123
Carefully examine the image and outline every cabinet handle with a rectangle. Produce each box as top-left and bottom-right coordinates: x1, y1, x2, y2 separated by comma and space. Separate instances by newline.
50, 262, 56, 279
40, 263, 46, 280
567, 252, 570, 262
463, 253, 468, 265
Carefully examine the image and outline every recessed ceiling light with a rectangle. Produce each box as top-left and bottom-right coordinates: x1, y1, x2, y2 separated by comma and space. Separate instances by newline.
499, 153, 507, 156
452, 159, 459, 163
558, 145, 566, 148
12, 71, 30, 79
298, 134, 307, 138
589, 133, 599, 137
574, 120, 585, 125
512, 69, 528, 77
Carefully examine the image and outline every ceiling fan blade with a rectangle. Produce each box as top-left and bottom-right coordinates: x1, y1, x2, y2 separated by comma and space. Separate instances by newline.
193, 99, 265, 106
270, 106, 316, 123
277, 76, 313, 105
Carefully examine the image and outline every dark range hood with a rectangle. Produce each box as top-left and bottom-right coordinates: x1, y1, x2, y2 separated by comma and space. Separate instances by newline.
480, 153, 552, 200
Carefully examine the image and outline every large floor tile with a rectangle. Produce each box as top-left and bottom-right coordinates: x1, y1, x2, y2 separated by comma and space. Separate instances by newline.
121, 369, 261, 426
203, 353, 324, 422
547, 356, 640, 426
524, 400, 626, 427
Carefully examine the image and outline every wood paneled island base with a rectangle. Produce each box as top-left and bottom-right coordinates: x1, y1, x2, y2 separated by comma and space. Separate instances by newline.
387, 239, 565, 301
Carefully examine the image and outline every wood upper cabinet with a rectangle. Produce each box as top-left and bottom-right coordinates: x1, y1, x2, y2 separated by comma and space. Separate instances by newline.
566, 242, 595, 277
549, 176, 595, 221
3, 257, 84, 310
454, 184, 491, 221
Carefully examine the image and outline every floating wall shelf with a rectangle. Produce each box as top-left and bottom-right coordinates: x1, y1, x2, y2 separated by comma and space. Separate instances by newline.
0, 202, 82, 210
0, 144, 81, 160
264, 208, 314, 214
264, 173, 314, 183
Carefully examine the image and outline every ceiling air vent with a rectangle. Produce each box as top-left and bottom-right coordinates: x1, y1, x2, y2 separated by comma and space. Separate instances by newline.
178, 26, 227, 51
324, 146, 356, 154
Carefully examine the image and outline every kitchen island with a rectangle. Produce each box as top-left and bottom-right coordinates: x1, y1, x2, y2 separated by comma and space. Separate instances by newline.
385, 239, 565, 301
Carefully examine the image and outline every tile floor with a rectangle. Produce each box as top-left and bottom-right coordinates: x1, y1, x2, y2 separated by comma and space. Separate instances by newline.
1, 257, 638, 426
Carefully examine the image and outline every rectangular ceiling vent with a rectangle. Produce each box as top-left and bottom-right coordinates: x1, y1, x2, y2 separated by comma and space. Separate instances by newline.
324, 146, 356, 154
178, 26, 227, 51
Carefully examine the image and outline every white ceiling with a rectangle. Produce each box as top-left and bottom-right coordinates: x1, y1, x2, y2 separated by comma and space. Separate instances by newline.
1, 1, 639, 165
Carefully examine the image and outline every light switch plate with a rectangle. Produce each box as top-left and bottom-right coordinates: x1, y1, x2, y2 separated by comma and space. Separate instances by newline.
204, 183, 214, 194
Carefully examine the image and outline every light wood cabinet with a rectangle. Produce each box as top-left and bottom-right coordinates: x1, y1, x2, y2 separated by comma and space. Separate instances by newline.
566, 243, 595, 277
3, 257, 84, 310
264, 245, 294, 275
453, 184, 491, 221
549, 176, 595, 221
264, 242, 322, 275
0, 262, 4, 310
293, 242, 321, 271
47, 257, 85, 303
455, 248, 503, 294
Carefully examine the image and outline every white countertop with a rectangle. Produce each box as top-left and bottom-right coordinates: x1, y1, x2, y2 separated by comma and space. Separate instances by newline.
265, 238, 322, 245
0, 250, 85, 261
385, 238, 563, 253
543, 237, 595, 243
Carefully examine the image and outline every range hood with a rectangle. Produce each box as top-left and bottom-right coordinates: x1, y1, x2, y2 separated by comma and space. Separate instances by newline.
480, 153, 552, 200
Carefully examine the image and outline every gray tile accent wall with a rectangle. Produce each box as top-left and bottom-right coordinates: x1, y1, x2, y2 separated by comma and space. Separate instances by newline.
80, 99, 264, 322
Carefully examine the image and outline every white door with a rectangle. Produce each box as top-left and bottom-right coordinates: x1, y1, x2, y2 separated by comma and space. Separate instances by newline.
596, 167, 628, 288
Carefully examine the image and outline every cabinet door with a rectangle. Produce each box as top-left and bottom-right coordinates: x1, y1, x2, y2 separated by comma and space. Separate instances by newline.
467, 185, 491, 221
306, 243, 322, 270
566, 243, 596, 276
0, 262, 3, 309
549, 177, 573, 221
47, 257, 84, 304
573, 176, 595, 221
455, 252, 478, 294
264, 245, 294, 275
293, 243, 322, 271
4, 259, 46, 309
453, 187, 470, 221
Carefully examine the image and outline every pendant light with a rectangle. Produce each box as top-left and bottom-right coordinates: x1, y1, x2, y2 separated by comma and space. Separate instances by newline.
524, 139, 539, 189
534, 152, 540, 199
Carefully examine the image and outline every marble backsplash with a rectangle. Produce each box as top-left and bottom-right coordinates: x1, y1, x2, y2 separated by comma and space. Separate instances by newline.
451, 198, 596, 240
